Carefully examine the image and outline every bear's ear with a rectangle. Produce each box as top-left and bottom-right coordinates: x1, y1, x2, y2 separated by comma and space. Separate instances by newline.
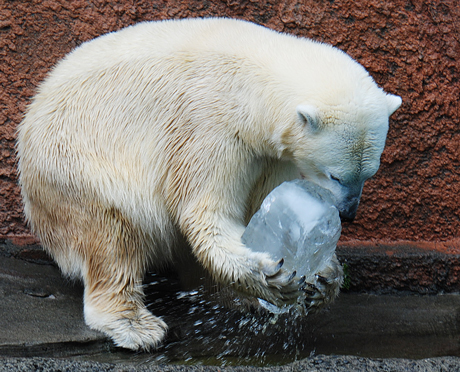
296, 104, 320, 132
385, 94, 402, 116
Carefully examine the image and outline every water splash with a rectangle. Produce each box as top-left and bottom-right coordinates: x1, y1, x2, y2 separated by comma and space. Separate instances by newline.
142, 272, 317, 366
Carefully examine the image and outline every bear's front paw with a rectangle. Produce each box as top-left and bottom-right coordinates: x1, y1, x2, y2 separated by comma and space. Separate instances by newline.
238, 253, 303, 306
262, 258, 303, 303
303, 255, 343, 312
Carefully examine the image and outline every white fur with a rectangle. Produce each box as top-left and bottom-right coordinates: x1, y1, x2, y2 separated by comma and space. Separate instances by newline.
17, 18, 401, 350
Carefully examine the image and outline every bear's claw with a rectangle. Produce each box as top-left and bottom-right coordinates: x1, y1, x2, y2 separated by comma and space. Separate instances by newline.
276, 258, 285, 271
316, 274, 330, 285
264, 258, 285, 278
298, 275, 306, 285
255, 257, 302, 304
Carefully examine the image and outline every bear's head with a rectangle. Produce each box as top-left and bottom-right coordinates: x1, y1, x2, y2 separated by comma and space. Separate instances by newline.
273, 85, 401, 221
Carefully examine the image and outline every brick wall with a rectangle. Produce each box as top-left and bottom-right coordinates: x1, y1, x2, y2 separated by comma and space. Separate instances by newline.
1, 0, 459, 247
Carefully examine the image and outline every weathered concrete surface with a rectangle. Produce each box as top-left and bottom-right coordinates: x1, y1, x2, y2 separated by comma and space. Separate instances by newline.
0, 255, 108, 358
1, 247, 460, 369
1, 0, 459, 244
1, 356, 460, 372
337, 241, 460, 293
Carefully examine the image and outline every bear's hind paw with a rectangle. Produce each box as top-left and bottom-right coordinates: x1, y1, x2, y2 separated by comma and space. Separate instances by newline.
86, 306, 168, 351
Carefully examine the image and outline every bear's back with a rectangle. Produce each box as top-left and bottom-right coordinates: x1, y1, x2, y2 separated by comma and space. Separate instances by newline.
42, 18, 366, 94
17, 18, 377, 227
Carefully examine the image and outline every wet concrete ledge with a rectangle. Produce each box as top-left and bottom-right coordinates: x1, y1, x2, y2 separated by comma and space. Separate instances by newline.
5, 237, 460, 294
337, 239, 460, 294
1, 238, 460, 370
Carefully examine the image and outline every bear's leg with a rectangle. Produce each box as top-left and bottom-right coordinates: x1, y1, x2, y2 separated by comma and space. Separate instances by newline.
83, 263, 168, 351
22, 182, 167, 350
181, 210, 301, 307
81, 210, 168, 351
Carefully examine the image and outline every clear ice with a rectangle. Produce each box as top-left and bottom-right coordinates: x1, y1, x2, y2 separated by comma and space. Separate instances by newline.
241, 179, 342, 313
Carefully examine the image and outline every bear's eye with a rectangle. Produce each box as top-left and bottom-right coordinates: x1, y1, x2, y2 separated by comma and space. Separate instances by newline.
330, 175, 342, 185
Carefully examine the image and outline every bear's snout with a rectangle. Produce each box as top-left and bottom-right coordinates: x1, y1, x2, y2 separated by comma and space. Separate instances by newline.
339, 205, 358, 222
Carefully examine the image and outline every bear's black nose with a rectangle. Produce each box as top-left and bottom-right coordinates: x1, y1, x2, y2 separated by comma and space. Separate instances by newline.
339, 203, 358, 222
340, 212, 356, 222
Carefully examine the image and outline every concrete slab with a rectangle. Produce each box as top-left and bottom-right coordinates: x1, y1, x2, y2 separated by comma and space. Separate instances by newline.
0, 255, 108, 357
1, 249, 460, 370
1, 355, 460, 372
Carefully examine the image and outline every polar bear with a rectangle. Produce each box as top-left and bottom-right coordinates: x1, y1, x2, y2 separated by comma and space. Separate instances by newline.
17, 18, 401, 350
